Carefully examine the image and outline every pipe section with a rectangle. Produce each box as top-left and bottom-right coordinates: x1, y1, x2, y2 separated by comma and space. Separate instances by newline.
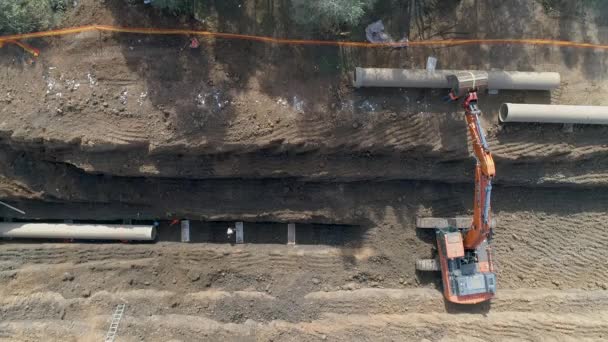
488, 71, 560, 91
0, 223, 156, 241
500, 103, 608, 124
354, 68, 453, 88
353, 68, 560, 91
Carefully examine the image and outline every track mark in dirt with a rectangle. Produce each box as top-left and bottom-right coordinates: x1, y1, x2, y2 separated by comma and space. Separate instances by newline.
2, 288, 607, 324
3, 309, 607, 341
494, 211, 608, 289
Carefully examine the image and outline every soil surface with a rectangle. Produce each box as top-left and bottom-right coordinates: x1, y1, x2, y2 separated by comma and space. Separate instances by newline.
1, 0, 608, 341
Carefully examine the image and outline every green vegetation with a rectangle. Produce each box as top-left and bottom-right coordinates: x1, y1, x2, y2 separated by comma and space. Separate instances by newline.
537, 0, 608, 14
148, 0, 197, 14
290, 0, 378, 34
149, 0, 378, 35
0, 0, 67, 34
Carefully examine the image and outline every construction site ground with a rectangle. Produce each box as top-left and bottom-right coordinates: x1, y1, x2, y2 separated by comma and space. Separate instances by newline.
1, 0, 608, 341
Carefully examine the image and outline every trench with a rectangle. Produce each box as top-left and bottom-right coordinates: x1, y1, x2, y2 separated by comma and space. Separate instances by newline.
0, 218, 362, 246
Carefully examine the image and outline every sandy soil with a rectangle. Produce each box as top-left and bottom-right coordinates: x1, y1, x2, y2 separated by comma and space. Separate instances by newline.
1, 0, 608, 341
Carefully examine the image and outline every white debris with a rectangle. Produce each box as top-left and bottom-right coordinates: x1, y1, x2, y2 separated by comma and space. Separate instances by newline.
365, 20, 409, 47
44, 76, 56, 94
366, 21, 391, 43
138, 92, 148, 106
196, 93, 206, 107
292, 95, 305, 113
213, 91, 229, 110
276, 98, 288, 106
65, 79, 80, 91
196, 89, 230, 112
340, 100, 355, 112
86, 72, 97, 87
358, 100, 378, 112
120, 89, 128, 105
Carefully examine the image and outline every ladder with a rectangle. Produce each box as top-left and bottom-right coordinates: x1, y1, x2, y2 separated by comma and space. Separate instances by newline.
104, 303, 126, 342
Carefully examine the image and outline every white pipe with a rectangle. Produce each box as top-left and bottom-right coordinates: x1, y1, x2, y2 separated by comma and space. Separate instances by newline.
0, 223, 156, 241
354, 68, 453, 88
500, 103, 608, 124
353, 68, 560, 91
488, 71, 560, 90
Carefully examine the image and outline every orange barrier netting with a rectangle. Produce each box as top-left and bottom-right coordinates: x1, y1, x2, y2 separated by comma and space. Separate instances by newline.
2, 24, 608, 56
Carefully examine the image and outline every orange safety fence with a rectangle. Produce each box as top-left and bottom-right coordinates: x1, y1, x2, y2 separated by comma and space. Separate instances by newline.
2, 24, 608, 56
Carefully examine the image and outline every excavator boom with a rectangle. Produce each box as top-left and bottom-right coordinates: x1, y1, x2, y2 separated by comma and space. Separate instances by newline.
463, 102, 494, 249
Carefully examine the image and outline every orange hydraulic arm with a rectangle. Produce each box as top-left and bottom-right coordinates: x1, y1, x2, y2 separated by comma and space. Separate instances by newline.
461, 91, 495, 249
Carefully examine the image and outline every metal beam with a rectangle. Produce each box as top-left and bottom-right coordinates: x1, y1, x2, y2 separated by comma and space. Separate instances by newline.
235, 222, 244, 244
287, 223, 296, 245
181, 220, 190, 242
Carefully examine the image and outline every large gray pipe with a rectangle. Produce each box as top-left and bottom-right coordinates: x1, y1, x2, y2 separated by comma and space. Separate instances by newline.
0, 223, 156, 241
353, 68, 560, 90
500, 103, 608, 124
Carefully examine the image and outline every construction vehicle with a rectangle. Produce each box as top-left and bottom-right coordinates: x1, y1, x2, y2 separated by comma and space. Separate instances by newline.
416, 71, 497, 304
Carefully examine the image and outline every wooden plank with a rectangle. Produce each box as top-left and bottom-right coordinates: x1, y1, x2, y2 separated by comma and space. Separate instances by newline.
416, 217, 471, 229
416, 217, 496, 229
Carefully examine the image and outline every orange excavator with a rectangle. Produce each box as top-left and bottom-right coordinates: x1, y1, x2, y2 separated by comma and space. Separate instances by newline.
416, 71, 496, 304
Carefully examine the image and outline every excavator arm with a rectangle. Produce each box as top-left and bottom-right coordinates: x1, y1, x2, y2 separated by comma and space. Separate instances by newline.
462, 96, 495, 249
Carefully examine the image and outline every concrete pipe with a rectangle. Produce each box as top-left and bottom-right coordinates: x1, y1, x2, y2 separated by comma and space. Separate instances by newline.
0, 223, 156, 241
499, 103, 608, 124
353, 68, 561, 91
488, 71, 560, 91
354, 68, 454, 88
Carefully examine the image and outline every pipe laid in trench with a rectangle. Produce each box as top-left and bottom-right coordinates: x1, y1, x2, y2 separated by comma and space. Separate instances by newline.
353, 68, 561, 90
500, 103, 608, 124
0, 223, 156, 241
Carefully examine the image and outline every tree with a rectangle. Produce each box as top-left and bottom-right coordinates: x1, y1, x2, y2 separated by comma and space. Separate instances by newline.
0, 0, 67, 34
290, 0, 378, 34
148, 0, 194, 14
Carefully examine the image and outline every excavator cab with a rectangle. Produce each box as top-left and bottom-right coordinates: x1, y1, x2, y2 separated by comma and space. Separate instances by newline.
438, 229, 496, 299
416, 218, 496, 304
